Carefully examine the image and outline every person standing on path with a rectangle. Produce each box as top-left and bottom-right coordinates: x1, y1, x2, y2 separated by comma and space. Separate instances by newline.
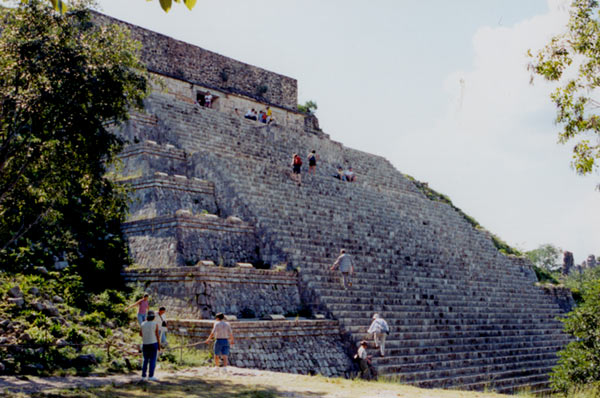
140, 310, 161, 381
330, 249, 354, 289
203, 313, 235, 368
368, 313, 390, 357
158, 306, 169, 348
126, 293, 150, 326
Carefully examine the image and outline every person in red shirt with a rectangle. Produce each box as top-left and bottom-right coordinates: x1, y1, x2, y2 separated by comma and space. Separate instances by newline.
291, 153, 302, 186
126, 293, 150, 326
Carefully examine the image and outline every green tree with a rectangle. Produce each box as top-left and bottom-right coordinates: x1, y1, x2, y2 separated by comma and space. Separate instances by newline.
529, 0, 600, 176
551, 277, 600, 392
298, 100, 318, 114
526, 243, 562, 271
0, 0, 148, 290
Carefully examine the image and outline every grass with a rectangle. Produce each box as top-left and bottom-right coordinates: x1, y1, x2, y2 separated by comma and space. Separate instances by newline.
157, 336, 213, 370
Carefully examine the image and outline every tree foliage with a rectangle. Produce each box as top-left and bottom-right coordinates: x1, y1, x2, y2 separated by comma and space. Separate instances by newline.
153, 0, 196, 13
551, 275, 600, 392
0, 0, 148, 290
529, 0, 600, 176
44, 0, 197, 13
298, 100, 318, 114
525, 243, 562, 271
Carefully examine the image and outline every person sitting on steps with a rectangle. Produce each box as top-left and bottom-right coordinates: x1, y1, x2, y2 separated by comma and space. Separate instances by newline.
333, 166, 344, 180
344, 167, 356, 182
266, 106, 273, 124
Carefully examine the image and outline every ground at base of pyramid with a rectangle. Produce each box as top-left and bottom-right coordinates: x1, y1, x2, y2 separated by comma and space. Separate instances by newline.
0, 366, 534, 398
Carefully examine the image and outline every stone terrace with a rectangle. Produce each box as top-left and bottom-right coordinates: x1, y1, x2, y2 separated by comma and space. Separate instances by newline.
122, 266, 301, 320
118, 88, 572, 394
170, 319, 352, 376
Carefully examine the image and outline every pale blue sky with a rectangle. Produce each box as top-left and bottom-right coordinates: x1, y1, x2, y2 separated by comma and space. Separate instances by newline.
95, 0, 597, 263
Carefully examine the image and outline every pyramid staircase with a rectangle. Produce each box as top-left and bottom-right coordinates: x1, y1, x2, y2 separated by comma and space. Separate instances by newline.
117, 89, 572, 393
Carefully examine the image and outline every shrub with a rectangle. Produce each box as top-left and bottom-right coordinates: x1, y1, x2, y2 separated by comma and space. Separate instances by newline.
532, 265, 560, 284
551, 278, 600, 392
80, 311, 107, 327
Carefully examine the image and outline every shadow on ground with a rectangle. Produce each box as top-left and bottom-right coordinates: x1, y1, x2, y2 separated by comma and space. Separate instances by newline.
19, 376, 326, 398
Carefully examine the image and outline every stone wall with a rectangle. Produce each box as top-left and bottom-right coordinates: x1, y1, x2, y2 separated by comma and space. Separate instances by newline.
126, 174, 218, 219
122, 214, 259, 267
116, 141, 188, 179
170, 319, 353, 376
123, 267, 301, 319
540, 284, 575, 313
93, 12, 298, 110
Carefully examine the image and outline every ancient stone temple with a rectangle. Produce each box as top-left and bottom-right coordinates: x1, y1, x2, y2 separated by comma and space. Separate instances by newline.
100, 13, 573, 393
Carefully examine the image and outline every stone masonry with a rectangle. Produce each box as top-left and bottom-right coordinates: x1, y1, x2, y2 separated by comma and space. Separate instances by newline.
122, 213, 259, 268
122, 266, 301, 319
93, 13, 298, 110
104, 13, 574, 394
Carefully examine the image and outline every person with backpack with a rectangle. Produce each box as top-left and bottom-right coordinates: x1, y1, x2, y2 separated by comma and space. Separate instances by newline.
368, 313, 390, 357
291, 153, 302, 186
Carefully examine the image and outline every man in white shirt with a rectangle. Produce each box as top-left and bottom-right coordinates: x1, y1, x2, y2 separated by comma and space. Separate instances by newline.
343, 167, 356, 182
367, 313, 390, 357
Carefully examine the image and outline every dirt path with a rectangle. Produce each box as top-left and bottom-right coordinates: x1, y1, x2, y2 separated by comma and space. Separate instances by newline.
0, 366, 513, 398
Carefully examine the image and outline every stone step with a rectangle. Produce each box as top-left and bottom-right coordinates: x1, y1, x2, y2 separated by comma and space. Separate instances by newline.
381, 359, 554, 384
309, 284, 559, 307
372, 339, 568, 359
399, 363, 553, 391
376, 351, 557, 375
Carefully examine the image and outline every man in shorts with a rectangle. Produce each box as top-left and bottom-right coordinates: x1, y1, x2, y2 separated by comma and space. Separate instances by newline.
203, 313, 234, 367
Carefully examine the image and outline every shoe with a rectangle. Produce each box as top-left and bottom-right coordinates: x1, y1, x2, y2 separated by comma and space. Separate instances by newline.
141, 376, 147, 381
148, 376, 158, 381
